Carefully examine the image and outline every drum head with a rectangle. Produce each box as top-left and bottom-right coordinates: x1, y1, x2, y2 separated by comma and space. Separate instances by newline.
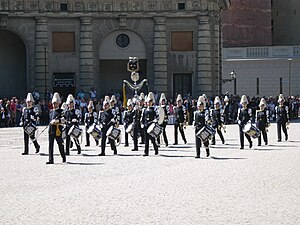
243, 123, 251, 132
87, 125, 94, 134
107, 126, 113, 136
147, 123, 156, 134
157, 107, 165, 125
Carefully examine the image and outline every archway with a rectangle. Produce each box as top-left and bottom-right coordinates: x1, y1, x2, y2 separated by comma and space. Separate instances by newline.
99, 30, 147, 97
0, 29, 27, 97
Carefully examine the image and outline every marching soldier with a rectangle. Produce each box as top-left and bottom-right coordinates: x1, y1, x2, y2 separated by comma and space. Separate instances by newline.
237, 95, 253, 149
256, 98, 269, 146
123, 99, 134, 147
65, 94, 81, 155
20, 93, 40, 155
131, 98, 141, 151
173, 94, 187, 145
138, 92, 146, 144
142, 92, 159, 156
275, 94, 289, 142
98, 100, 117, 156
158, 93, 169, 147
223, 95, 230, 124
47, 92, 66, 164
211, 96, 225, 145
84, 101, 98, 147
194, 96, 210, 158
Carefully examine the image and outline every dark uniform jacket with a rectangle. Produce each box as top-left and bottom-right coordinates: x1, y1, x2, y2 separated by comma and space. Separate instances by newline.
211, 108, 223, 128
238, 108, 252, 127
275, 106, 289, 123
174, 105, 186, 124
49, 108, 64, 136
256, 109, 269, 128
65, 109, 80, 129
21, 107, 38, 128
142, 106, 157, 128
99, 109, 115, 131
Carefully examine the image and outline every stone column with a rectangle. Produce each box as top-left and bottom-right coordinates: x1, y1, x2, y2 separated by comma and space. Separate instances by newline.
211, 13, 220, 96
196, 14, 213, 97
153, 16, 167, 93
35, 17, 48, 96
79, 17, 94, 91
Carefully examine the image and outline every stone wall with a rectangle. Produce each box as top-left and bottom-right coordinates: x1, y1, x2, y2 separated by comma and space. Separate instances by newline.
222, 0, 272, 47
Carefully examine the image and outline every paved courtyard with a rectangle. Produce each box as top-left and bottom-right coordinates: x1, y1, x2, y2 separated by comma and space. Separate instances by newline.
0, 122, 299, 225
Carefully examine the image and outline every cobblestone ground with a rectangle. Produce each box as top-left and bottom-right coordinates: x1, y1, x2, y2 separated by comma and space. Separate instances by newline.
0, 122, 299, 225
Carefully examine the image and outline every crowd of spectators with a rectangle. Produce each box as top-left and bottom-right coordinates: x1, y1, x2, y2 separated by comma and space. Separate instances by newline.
1, 89, 299, 128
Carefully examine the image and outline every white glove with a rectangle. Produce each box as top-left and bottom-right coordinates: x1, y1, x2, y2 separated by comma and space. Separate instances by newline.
238, 120, 241, 125
19, 122, 23, 126
50, 119, 59, 125
153, 119, 158, 123
141, 124, 144, 129
111, 119, 116, 123
30, 115, 35, 120
72, 119, 78, 123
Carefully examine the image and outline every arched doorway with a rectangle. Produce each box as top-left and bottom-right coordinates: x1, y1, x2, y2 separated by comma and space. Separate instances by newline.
0, 29, 27, 97
99, 30, 147, 97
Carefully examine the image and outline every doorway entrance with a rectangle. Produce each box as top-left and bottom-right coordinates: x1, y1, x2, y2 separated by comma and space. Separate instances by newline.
173, 73, 192, 99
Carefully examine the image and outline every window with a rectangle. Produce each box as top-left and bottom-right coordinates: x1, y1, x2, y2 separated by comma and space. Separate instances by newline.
171, 31, 193, 51
116, 34, 130, 48
52, 32, 75, 52
60, 3, 68, 12
178, 3, 185, 10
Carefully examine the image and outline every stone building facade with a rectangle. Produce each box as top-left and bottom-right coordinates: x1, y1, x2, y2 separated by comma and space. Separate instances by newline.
0, 0, 230, 99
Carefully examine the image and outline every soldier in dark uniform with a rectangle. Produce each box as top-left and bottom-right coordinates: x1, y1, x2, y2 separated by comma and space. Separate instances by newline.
20, 93, 40, 155
123, 99, 134, 147
173, 94, 187, 145
98, 100, 117, 156
211, 96, 225, 145
256, 98, 269, 146
65, 94, 81, 155
138, 92, 146, 144
131, 98, 141, 151
194, 96, 210, 158
237, 95, 253, 149
223, 95, 230, 124
157, 93, 169, 147
84, 101, 99, 146
275, 94, 289, 142
142, 92, 159, 156
110, 95, 121, 125
47, 92, 66, 164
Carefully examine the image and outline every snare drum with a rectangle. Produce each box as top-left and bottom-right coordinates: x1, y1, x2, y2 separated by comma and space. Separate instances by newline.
24, 123, 37, 136
87, 124, 102, 140
196, 125, 216, 143
68, 125, 82, 139
242, 123, 261, 139
107, 126, 121, 140
147, 123, 163, 139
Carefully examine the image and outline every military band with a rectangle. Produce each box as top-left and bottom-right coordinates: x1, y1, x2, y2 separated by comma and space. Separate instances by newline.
19, 91, 294, 163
